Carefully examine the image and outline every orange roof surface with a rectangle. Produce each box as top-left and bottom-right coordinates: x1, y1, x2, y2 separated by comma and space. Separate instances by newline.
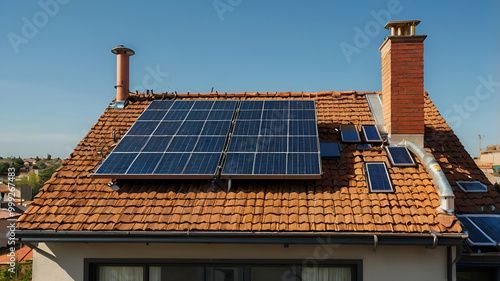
0, 247, 33, 264
16, 91, 500, 234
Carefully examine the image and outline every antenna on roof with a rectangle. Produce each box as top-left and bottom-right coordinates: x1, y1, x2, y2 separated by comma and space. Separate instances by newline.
211, 87, 214, 93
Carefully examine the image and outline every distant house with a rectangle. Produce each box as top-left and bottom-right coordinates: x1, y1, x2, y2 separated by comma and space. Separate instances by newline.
475, 145, 500, 184
17, 21, 500, 281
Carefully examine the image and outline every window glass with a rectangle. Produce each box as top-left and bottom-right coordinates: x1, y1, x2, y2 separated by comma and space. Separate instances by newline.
99, 266, 143, 281
153, 265, 204, 281
207, 267, 243, 281
251, 266, 299, 281
302, 267, 351, 281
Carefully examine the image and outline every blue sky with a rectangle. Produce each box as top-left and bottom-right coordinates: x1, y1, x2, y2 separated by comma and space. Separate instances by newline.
1, 0, 498, 159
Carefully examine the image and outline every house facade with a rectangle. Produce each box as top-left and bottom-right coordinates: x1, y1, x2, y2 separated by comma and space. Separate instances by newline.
17, 20, 500, 281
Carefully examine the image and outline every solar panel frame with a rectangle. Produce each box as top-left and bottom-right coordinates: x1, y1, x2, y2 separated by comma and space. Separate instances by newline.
319, 142, 341, 159
340, 124, 361, 142
385, 146, 416, 166
365, 162, 394, 193
361, 125, 382, 142
456, 181, 488, 193
467, 214, 500, 245
457, 215, 497, 246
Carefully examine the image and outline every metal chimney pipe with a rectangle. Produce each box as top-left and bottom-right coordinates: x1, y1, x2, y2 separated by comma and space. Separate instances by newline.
111, 45, 135, 102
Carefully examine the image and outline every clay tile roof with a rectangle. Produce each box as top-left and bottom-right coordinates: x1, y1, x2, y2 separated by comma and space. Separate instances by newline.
0, 246, 33, 264
16, 91, 500, 234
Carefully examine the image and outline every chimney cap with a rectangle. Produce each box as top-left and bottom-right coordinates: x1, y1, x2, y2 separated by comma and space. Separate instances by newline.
111, 45, 135, 56
384, 20, 420, 29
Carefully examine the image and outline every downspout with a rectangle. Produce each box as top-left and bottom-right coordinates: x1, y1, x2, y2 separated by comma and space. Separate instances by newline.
402, 139, 455, 214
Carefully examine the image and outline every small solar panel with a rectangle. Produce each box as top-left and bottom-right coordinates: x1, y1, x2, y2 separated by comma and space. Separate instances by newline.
361, 125, 382, 142
340, 124, 361, 142
320, 143, 341, 159
95, 100, 321, 179
456, 181, 487, 192
457, 215, 498, 246
385, 146, 415, 166
365, 162, 393, 192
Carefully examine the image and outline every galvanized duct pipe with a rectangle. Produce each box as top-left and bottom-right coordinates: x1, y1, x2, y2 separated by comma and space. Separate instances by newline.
403, 139, 455, 214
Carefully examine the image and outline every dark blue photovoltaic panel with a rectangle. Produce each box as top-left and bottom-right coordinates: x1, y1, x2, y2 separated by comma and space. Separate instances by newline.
207, 110, 234, 120
148, 100, 174, 110
127, 153, 163, 174
212, 100, 238, 110
366, 162, 393, 192
155, 153, 191, 174
386, 147, 415, 166
468, 215, 500, 244
96, 100, 321, 179
170, 100, 194, 110
113, 136, 150, 152
95, 153, 137, 174
142, 136, 172, 152
289, 137, 319, 152
238, 110, 262, 120
264, 101, 289, 110
289, 120, 316, 135
177, 121, 205, 135
233, 121, 260, 136
138, 111, 168, 121
288, 153, 320, 174
289, 110, 316, 120
456, 181, 487, 192
254, 153, 286, 174
186, 110, 210, 120
154, 121, 182, 135
183, 153, 220, 174
202, 121, 231, 136
192, 100, 214, 109
458, 216, 495, 245
340, 124, 360, 142
194, 136, 226, 152
127, 122, 159, 136
228, 136, 258, 152
262, 109, 288, 120
261, 120, 287, 135
224, 153, 254, 174
362, 125, 382, 142
240, 101, 263, 110
164, 110, 189, 120
257, 136, 287, 152
166, 136, 198, 152
319, 142, 341, 158
290, 100, 315, 110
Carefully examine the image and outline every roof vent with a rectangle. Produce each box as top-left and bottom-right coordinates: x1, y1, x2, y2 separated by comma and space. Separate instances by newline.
111, 45, 135, 106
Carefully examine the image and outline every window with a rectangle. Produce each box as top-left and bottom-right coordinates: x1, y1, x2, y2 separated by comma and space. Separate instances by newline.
86, 259, 361, 281
456, 181, 487, 192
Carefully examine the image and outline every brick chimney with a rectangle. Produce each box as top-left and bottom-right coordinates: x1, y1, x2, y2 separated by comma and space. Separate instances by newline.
111, 45, 135, 103
379, 20, 426, 146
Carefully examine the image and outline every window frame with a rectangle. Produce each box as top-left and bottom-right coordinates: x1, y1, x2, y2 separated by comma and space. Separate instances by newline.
85, 258, 363, 281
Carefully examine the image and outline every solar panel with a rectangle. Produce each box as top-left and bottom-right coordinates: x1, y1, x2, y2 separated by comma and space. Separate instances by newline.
94, 100, 321, 179
356, 144, 372, 151
457, 215, 498, 246
361, 125, 382, 142
319, 143, 341, 159
340, 124, 361, 142
365, 162, 393, 192
385, 146, 415, 166
456, 181, 487, 192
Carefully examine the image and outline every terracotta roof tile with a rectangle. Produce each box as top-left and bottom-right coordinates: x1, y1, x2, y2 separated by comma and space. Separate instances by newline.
17, 91, 499, 234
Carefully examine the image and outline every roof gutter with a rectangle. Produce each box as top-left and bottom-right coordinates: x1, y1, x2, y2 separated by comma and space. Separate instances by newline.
402, 139, 455, 214
17, 230, 465, 247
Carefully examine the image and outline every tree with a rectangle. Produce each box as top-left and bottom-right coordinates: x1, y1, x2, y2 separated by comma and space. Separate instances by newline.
0, 162, 9, 173
35, 156, 40, 161
47, 154, 52, 160
28, 171, 39, 188
16, 176, 28, 186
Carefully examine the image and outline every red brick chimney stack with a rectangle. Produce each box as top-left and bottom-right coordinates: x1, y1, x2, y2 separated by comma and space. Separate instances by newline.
111, 45, 135, 102
380, 20, 426, 146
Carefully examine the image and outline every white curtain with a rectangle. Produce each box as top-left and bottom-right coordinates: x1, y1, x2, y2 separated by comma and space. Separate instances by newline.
99, 266, 144, 281
149, 266, 161, 281
302, 267, 351, 281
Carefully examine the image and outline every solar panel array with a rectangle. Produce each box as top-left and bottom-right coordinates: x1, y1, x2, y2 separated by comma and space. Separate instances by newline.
94, 100, 321, 179
365, 162, 393, 192
456, 181, 487, 192
385, 146, 416, 166
319, 143, 341, 159
457, 215, 500, 246
361, 125, 382, 142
